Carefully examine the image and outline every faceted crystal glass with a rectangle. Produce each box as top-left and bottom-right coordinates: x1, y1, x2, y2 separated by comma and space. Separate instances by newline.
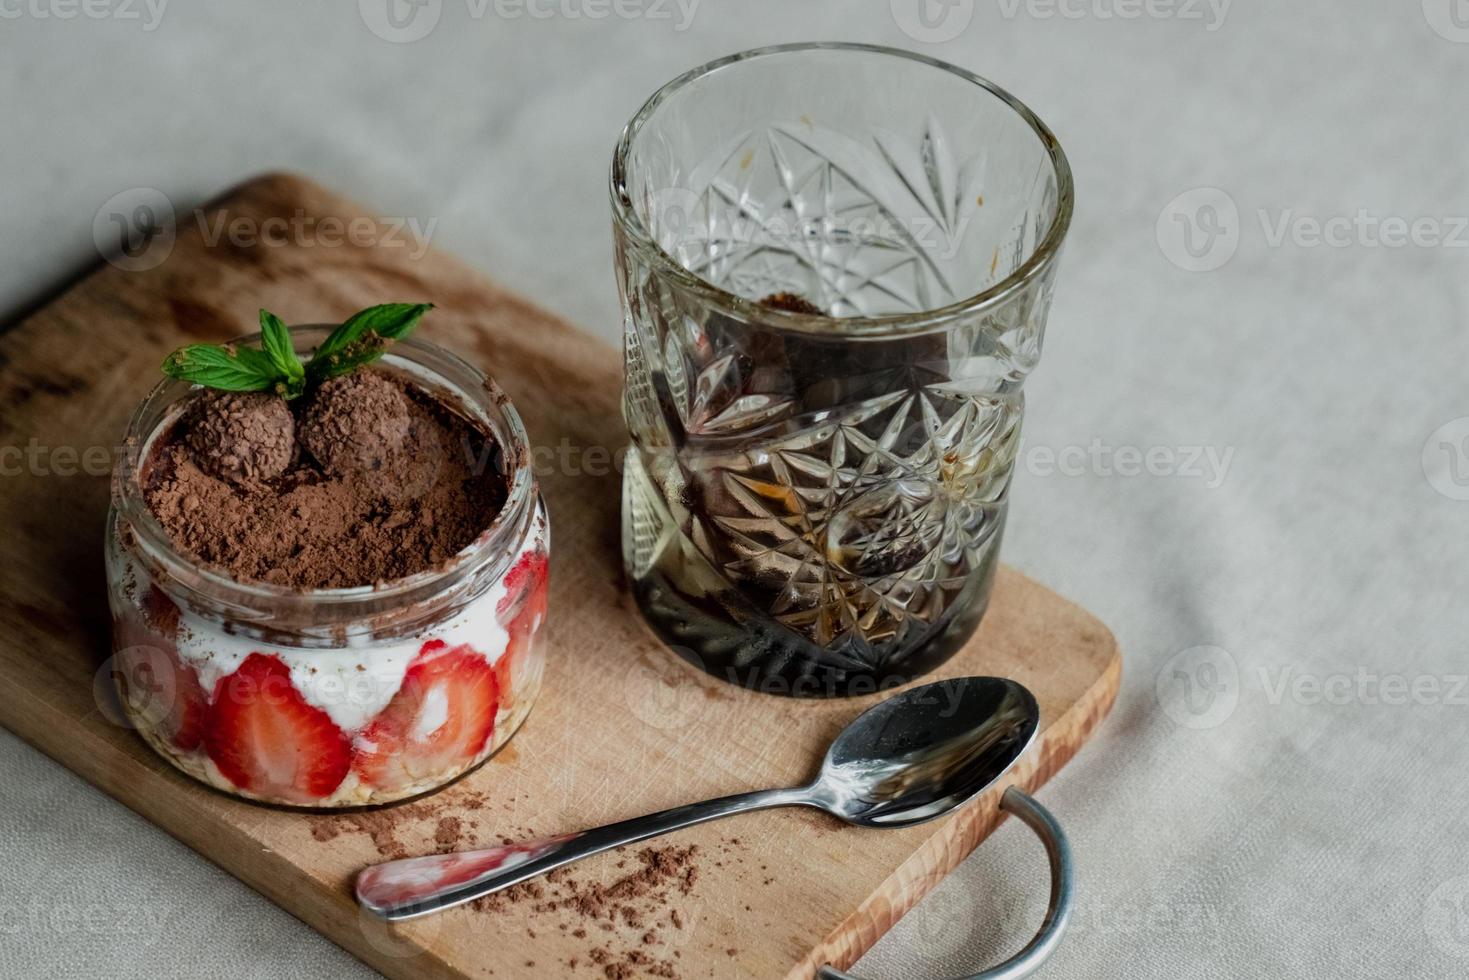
611, 43, 1073, 697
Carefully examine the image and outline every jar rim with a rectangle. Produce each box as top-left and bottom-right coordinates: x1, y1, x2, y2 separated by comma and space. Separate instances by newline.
112, 326, 538, 619
609, 41, 1074, 338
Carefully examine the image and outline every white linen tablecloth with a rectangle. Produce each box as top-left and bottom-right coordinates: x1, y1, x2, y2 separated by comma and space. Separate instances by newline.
2, 1, 1466, 976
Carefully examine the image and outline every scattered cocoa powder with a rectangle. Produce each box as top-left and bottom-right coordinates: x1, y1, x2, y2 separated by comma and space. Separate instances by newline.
311, 796, 699, 977
463, 844, 699, 977
434, 816, 462, 852
143, 368, 506, 589
308, 789, 490, 859
470, 881, 546, 914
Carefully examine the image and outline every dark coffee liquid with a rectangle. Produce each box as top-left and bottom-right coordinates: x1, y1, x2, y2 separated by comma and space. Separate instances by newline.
629, 525, 1001, 698
621, 293, 1019, 697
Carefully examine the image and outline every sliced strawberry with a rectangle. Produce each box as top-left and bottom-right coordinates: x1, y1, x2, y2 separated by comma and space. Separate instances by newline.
494, 550, 548, 707
494, 629, 540, 707
205, 653, 351, 803
493, 638, 519, 705
353, 641, 499, 792
115, 587, 206, 750
496, 550, 549, 634
117, 641, 208, 751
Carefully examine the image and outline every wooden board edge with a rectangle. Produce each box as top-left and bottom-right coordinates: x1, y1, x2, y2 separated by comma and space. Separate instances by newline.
795, 638, 1122, 978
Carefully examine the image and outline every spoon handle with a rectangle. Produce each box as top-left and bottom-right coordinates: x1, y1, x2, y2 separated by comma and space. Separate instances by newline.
356, 786, 813, 920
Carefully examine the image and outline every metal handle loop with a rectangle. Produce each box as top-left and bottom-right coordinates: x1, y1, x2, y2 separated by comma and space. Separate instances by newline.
818, 786, 1073, 980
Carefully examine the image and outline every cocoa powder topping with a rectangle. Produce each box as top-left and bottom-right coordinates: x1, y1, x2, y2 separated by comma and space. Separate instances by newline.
143, 369, 506, 589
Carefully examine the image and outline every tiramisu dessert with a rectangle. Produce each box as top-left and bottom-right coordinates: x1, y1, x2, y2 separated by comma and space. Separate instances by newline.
106, 305, 548, 807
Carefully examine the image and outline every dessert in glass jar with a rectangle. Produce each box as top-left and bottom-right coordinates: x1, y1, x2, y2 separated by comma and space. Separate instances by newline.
106, 306, 548, 807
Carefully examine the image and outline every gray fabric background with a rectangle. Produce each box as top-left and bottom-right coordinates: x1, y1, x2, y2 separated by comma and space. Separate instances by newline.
2, 1, 1466, 976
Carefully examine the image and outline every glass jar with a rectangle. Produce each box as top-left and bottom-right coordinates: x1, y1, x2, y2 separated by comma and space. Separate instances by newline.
612, 43, 1073, 697
106, 327, 548, 807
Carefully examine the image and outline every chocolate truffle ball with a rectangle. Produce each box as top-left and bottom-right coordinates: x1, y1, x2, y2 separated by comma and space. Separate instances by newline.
184, 390, 295, 486
298, 371, 411, 476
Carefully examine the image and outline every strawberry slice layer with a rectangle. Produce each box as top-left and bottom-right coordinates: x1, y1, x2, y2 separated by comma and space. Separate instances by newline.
115, 587, 206, 751
495, 634, 528, 706
118, 640, 208, 751
354, 640, 500, 792
496, 551, 549, 634
494, 550, 548, 703
205, 653, 351, 804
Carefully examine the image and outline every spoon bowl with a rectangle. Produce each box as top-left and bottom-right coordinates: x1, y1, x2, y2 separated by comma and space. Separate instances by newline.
814, 677, 1039, 827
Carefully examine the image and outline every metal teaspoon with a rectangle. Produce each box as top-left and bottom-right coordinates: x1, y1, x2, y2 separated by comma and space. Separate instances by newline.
356, 676, 1073, 978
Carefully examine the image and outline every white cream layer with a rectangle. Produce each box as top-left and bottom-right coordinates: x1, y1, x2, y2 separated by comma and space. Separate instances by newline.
171, 582, 512, 733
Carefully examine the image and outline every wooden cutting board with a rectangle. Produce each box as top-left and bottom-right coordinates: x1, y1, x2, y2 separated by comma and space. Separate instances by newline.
0, 174, 1119, 979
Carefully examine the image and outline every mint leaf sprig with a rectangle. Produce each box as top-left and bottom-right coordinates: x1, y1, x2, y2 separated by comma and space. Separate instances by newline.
307, 303, 434, 382
259, 310, 305, 392
161, 303, 433, 399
